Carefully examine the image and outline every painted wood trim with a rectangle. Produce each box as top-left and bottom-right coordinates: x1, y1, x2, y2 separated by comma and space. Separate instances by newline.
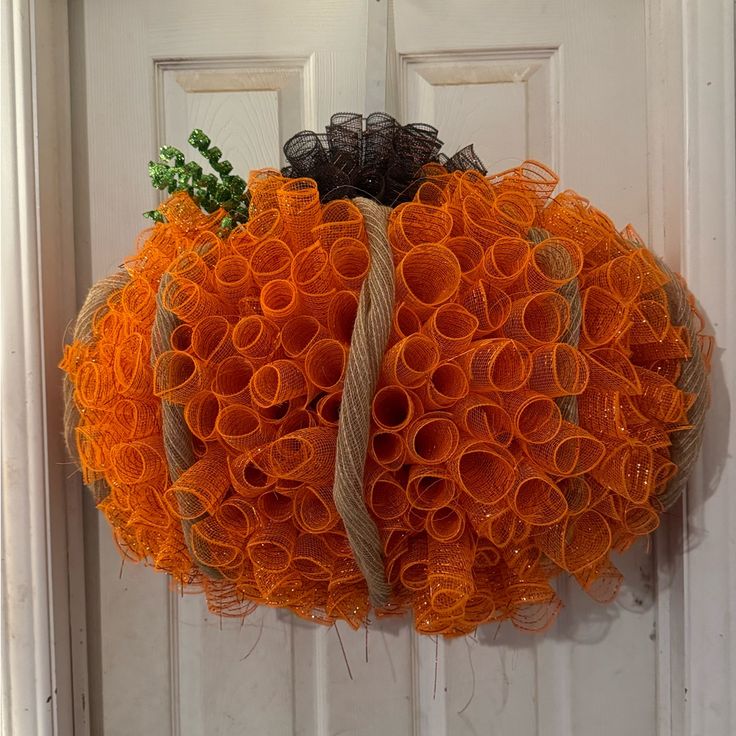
648, 2, 736, 734
1, 0, 85, 734
680, 2, 736, 735
645, 1, 687, 734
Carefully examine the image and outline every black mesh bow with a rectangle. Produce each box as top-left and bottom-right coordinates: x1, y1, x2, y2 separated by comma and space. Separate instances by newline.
282, 112, 487, 206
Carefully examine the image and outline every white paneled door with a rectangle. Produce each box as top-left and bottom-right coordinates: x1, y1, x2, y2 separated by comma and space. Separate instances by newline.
71, 1, 664, 734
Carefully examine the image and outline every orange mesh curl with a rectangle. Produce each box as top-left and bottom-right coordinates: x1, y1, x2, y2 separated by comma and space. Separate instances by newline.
524, 421, 605, 477
212, 356, 254, 406
405, 413, 460, 465
227, 451, 273, 498
169, 323, 193, 352
260, 279, 300, 324
511, 463, 568, 526
327, 290, 359, 344
407, 466, 457, 511
580, 285, 629, 347
525, 237, 583, 292
457, 394, 513, 447
214, 255, 251, 301
257, 491, 294, 523
250, 237, 293, 285
421, 303, 479, 357
304, 339, 347, 392
190, 516, 241, 568
250, 361, 307, 409
528, 343, 589, 397
396, 245, 461, 318
154, 351, 203, 404
184, 390, 221, 441
109, 437, 166, 485
389, 203, 453, 257
191, 315, 235, 364
232, 315, 280, 365
276, 178, 321, 246
460, 281, 511, 334
369, 431, 406, 471
164, 448, 230, 520
445, 236, 485, 284
462, 338, 531, 393
585, 348, 641, 394
315, 391, 342, 427
453, 440, 515, 505
426, 505, 466, 543
281, 315, 325, 357
382, 334, 440, 389
392, 302, 422, 340
420, 362, 470, 409
371, 385, 419, 431
499, 391, 562, 443
367, 470, 410, 520
61, 157, 709, 636
330, 237, 371, 290
312, 198, 365, 248
480, 236, 530, 287
503, 292, 570, 346
162, 276, 226, 323
216, 405, 265, 453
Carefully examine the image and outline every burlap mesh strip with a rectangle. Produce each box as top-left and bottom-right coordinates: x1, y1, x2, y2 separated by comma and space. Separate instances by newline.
152, 271, 222, 580
63, 270, 131, 504
528, 228, 587, 508
528, 231, 708, 509
654, 258, 709, 510
529, 228, 582, 424
332, 197, 395, 608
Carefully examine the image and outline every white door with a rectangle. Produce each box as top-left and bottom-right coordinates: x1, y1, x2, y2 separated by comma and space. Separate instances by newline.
71, 1, 662, 733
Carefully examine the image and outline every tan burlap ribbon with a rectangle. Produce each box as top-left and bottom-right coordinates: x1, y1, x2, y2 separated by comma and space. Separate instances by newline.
527, 231, 708, 510
332, 198, 396, 607
63, 270, 130, 504
528, 228, 588, 512
152, 270, 223, 580
529, 228, 582, 425
653, 257, 709, 509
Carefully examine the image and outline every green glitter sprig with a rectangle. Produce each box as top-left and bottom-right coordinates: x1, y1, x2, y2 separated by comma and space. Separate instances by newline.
144, 129, 250, 230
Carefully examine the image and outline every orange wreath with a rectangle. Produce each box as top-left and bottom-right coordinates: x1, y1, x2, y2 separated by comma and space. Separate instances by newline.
61, 115, 711, 636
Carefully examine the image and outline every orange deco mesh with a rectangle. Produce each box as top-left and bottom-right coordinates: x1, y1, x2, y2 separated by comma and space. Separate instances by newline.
61, 160, 711, 637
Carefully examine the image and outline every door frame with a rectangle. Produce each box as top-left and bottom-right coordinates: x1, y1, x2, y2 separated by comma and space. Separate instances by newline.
1, 1, 733, 734
2, 1, 86, 734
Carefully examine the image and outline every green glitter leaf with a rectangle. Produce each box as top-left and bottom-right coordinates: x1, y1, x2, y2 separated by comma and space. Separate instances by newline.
145, 129, 251, 230
188, 129, 210, 151
215, 159, 233, 176
148, 162, 171, 189
223, 175, 246, 196
143, 209, 166, 223
159, 145, 185, 167
206, 146, 222, 164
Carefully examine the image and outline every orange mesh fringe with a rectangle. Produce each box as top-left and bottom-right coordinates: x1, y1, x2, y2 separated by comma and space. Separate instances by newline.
61, 160, 709, 636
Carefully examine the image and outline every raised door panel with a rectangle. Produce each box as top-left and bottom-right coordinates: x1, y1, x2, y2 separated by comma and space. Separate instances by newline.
401, 49, 559, 170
